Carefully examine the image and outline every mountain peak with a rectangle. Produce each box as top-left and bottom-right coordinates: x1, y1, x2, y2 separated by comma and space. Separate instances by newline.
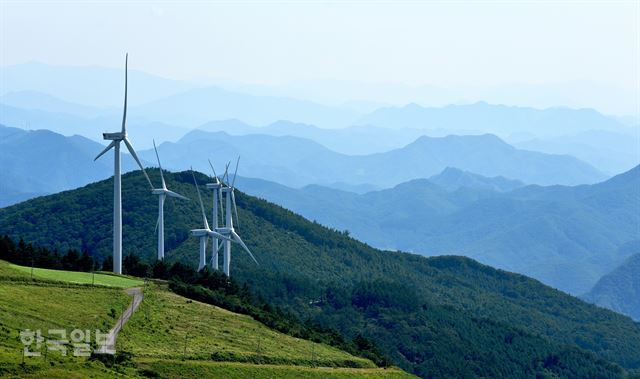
410, 133, 509, 148
429, 167, 524, 192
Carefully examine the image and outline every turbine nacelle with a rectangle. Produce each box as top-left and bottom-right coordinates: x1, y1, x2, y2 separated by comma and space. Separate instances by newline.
102, 132, 127, 140
191, 229, 209, 237
206, 182, 223, 189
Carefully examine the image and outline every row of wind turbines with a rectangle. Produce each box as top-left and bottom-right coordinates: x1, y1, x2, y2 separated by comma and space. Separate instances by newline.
94, 54, 256, 277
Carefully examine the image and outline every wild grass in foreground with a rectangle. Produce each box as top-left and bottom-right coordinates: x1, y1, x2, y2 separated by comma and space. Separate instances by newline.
136, 360, 416, 378
119, 283, 375, 368
0, 280, 130, 373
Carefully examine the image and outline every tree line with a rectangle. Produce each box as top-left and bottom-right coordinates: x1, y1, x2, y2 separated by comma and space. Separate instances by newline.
0, 234, 390, 367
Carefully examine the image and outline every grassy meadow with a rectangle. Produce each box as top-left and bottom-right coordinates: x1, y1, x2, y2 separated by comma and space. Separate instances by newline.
5, 261, 143, 288
0, 261, 414, 377
119, 283, 375, 368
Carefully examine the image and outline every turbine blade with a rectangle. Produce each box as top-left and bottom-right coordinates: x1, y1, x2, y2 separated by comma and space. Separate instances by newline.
153, 139, 166, 189
231, 190, 240, 229
223, 161, 230, 184
208, 159, 218, 182
231, 156, 240, 188
124, 137, 153, 189
121, 53, 128, 134
155, 215, 159, 234
191, 169, 210, 230
166, 189, 189, 201
94, 141, 115, 161
218, 191, 224, 224
231, 230, 258, 265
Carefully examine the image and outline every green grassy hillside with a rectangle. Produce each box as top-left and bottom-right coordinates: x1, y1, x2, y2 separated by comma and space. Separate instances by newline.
0, 261, 411, 378
0, 262, 132, 377
119, 282, 374, 367
6, 262, 143, 288
1, 170, 639, 377
135, 360, 414, 379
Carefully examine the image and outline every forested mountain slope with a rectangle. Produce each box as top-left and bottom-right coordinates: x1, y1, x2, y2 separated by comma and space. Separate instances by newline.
0, 170, 639, 377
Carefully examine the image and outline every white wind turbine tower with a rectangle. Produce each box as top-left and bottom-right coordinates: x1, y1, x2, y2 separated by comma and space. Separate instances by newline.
152, 140, 189, 261
206, 160, 224, 270
190, 170, 232, 271
94, 54, 153, 274
217, 157, 258, 277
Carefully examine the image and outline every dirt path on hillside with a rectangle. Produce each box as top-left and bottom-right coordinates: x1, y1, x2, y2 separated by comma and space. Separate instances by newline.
97, 287, 143, 355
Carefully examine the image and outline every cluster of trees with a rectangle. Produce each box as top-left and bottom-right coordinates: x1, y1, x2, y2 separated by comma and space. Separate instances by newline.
0, 235, 100, 272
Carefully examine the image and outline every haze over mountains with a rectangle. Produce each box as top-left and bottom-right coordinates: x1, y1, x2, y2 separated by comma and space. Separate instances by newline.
0, 124, 149, 206
147, 130, 604, 188
235, 165, 640, 295
1, 62, 637, 175
1, 62, 638, 301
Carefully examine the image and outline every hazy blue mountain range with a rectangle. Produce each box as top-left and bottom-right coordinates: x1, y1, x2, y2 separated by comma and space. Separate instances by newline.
234, 166, 640, 295
513, 129, 639, 175
427, 167, 524, 192
583, 241, 640, 320
199, 119, 427, 155
0, 104, 189, 149
0, 122, 601, 207
358, 101, 634, 137
0, 124, 148, 206
202, 118, 638, 174
133, 86, 360, 128
1, 79, 636, 175
0, 61, 192, 107
0, 63, 360, 128
146, 130, 605, 188
0, 90, 109, 118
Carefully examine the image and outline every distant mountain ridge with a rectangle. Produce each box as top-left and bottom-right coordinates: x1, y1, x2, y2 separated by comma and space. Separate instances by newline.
583, 241, 640, 320
199, 119, 427, 155
0, 61, 192, 107
0, 90, 108, 118
1, 85, 636, 175
513, 129, 640, 176
0, 104, 190, 149
429, 167, 524, 192
358, 101, 633, 137
134, 86, 360, 128
0, 124, 149, 206
147, 130, 605, 188
235, 166, 640, 295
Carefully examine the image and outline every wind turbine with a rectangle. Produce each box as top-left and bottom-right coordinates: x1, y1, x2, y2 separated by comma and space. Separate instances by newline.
216, 157, 258, 277
190, 170, 232, 271
152, 140, 189, 261
94, 54, 152, 274
205, 160, 224, 270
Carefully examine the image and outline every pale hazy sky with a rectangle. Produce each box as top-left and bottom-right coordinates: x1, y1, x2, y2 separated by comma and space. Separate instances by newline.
1, 1, 638, 113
